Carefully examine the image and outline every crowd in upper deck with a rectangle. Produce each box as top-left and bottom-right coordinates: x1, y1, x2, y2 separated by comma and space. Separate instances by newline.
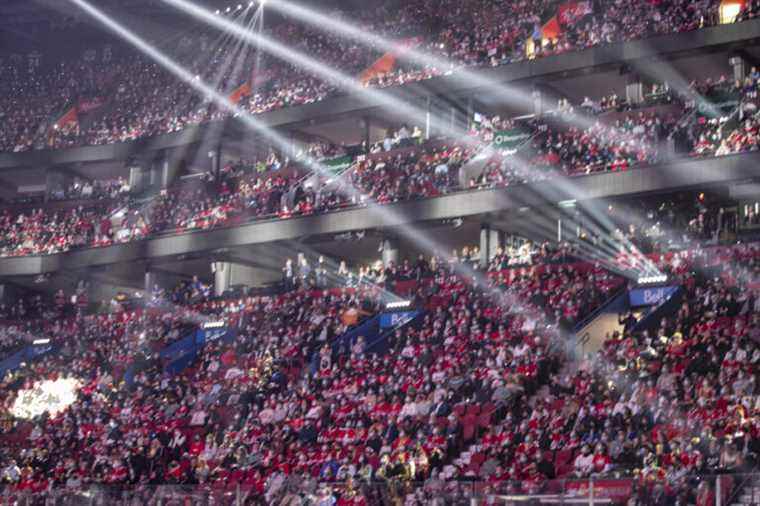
1, 0, 755, 153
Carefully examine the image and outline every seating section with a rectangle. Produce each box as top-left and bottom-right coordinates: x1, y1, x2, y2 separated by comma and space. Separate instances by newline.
0, 0, 756, 153
0, 1, 759, 503
0, 220, 757, 503
1, 73, 756, 259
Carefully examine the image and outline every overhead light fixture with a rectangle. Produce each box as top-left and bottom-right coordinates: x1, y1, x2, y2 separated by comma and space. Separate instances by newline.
637, 274, 668, 285
33, 339, 50, 345
386, 300, 411, 310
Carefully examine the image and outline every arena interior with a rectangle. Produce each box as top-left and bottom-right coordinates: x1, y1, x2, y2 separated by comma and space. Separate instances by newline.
0, 0, 759, 504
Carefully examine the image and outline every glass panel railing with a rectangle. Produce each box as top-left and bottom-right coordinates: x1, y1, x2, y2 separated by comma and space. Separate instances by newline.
0, 473, 757, 505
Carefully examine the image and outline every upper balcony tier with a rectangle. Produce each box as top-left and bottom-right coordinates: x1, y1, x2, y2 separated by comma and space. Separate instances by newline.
2, 17, 760, 169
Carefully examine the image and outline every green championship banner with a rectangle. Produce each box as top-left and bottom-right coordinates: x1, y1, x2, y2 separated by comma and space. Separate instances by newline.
493, 129, 532, 152
324, 155, 353, 175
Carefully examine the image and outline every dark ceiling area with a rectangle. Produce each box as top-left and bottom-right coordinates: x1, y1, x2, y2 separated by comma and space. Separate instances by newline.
0, 0, 389, 55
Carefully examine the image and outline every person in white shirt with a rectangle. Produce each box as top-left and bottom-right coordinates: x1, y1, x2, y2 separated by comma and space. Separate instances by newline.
573, 445, 595, 477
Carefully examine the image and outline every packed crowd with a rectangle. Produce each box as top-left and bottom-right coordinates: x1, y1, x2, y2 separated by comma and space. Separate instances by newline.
0, 234, 755, 503
0, 82, 736, 259
1, 61, 759, 268
0, 242, 626, 502
0, 0, 754, 153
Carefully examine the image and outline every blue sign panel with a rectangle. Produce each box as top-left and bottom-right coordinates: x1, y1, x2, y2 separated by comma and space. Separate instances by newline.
629, 286, 679, 307
379, 311, 418, 329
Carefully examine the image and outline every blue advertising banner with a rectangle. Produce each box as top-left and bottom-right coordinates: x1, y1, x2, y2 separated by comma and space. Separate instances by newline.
629, 286, 679, 307
379, 310, 419, 329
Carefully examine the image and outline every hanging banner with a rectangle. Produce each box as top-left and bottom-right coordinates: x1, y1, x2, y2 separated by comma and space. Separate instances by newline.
360, 52, 397, 84
492, 128, 532, 152
229, 82, 252, 104
359, 37, 421, 84
78, 97, 105, 113
53, 105, 78, 129
541, 16, 562, 41
324, 155, 353, 175
565, 479, 633, 501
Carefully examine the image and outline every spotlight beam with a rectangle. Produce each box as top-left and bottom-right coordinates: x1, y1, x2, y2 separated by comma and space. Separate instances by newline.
61, 0, 517, 303
65, 0, 375, 206
259, 0, 689, 145
160, 0, 663, 280
69, 0, 653, 327
160, 0, 491, 152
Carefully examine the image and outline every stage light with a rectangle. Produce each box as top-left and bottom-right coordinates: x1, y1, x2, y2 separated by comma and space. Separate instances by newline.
237, 4, 242, 9
32, 339, 50, 345
225, 6, 231, 12
12, 378, 82, 419
637, 275, 668, 285
386, 300, 411, 310
215, 9, 220, 14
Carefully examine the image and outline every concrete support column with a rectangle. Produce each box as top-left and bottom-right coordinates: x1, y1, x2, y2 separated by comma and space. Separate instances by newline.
362, 116, 371, 153
0, 284, 15, 305
625, 74, 644, 105
212, 261, 231, 297
480, 224, 503, 268
729, 55, 747, 83
466, 95, 474, 131
160, 151, 171, 189
532, 87, 544, 117
148, 153, 161, 188
128, 165, 144, 193
45, 168, 65, 202
211, 261, 282, 294
381, 238, 400, 266
144, 270, 157, 294
149, 150, 174, 189
425, 96, 432, 140
210, 143, 222, 182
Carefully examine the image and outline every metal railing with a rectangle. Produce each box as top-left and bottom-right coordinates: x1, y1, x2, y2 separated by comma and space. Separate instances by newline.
1, 473, 757, 505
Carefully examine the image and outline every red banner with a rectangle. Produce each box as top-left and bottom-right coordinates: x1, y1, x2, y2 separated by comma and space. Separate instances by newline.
565, 479, 633, 500
77, 97, 105, 113
359, 37, 421, 84
229, 82, 251, 105
53, 106, 78, 130
541, 16, 562, 40
557, 1, 593, 26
